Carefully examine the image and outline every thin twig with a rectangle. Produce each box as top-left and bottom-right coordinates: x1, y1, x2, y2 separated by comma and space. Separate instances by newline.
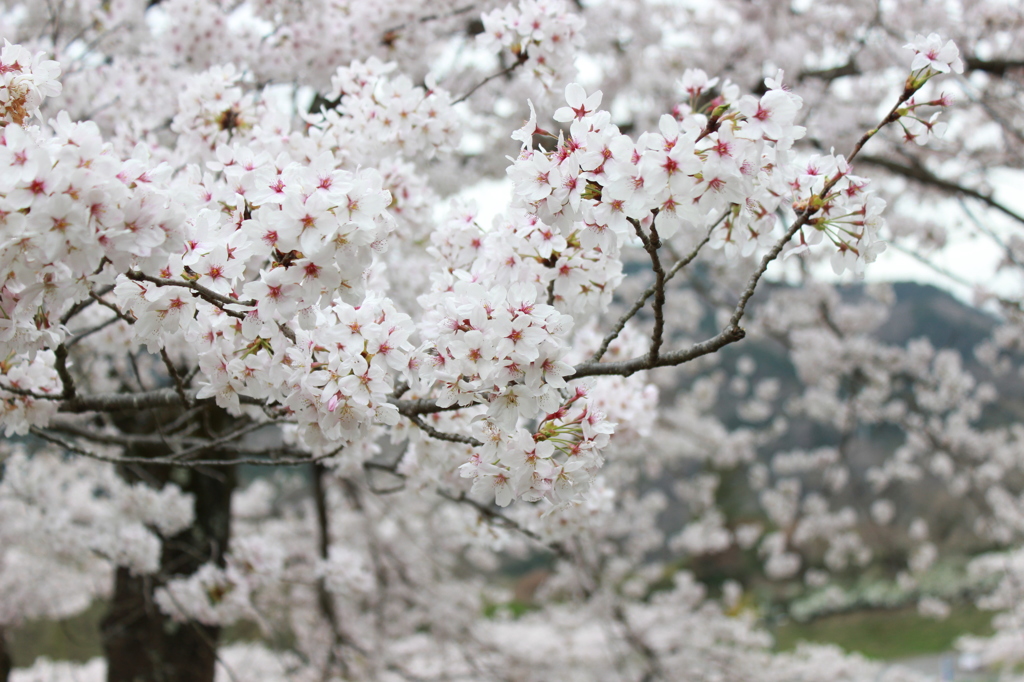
382, 4, 476, 35
437, 488, 570, 559
578, 84, 916, 378
29, 427, 343, 467
125, 271, 255, 317
45, 420, 283, 459
591, 224, 715, 363
453, 54, 528, 105
160, 349, 191, 408
89, 288, 136, 324
66, 315, 122, 348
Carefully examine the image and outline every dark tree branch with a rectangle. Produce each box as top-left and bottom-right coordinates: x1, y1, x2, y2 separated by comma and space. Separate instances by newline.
965, 56, 1024, 76
60, 284, 113, 325
60, 387, 187, 413
66, 315, 122, 348
382, 4, 476, 35
89, 288, 136, 324
312, 464, 356, 677
790, 55, 1024, 85
125, 271, 255, 318
160, 349, 191, 408
410, 413, 483, 447
54, 344, 76, 400
30, 427, 341, 467
579, 85, 916, 379
591, 225, 714, 363
859, 154, 1024, 226
798, 59, 860, 83
633, 218, 668, 364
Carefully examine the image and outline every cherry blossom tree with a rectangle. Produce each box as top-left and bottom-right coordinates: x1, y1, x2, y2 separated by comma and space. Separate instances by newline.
0, 1, 1022, 680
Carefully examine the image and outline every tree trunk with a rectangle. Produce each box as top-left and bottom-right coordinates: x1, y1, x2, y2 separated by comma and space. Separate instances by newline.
0, 626, 12, 682
101, 411, 236, 682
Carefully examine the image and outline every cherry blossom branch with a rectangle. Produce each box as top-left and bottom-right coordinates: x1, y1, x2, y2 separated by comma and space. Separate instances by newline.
56, 386, 459, 423
0, 382, 61, 401
57, 387, 262, 414
453, 52, 528, 105
59, 284, 113, 325
590, 225, 714, 363
394, 397, 466, 416
579, 87, 916, 379
54, 343, 76, 400
89, 287, 136, 324
410, 413, 483, 447
160, 349, 191, 408
574, 323, 747, 378
858, 154, 1024, 226
631, 217, 668, 364
381, 4, 476, 35
437, 489, 571, 560
29, 427, 342, 467
125, 270, 255, 318
65, 315, 122, 348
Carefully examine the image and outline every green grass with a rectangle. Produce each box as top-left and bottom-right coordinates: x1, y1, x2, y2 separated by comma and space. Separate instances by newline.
8, 601, 275, 668
773, 604, 994, 660
7, 599, 996, 668
8, 601, 105, 666
482, 599, 538, 619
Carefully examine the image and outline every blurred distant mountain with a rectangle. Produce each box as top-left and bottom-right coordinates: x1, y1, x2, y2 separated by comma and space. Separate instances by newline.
876, 282, 997, 358
659, 281, 1017, 568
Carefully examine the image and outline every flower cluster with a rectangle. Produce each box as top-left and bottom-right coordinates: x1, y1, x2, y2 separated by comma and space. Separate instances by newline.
277, 297, 413, 448
784, 154, 888, 275
904, 32, 965, 81
420, 281, 573, 422
0, 112, 174, 381
507, 75, 806, 262
0, 41, 61, 127
0, 446, 193, 625
320, 58, 460, 162
416, 272, 620, 506
171, 64, 262, 158
478, 0, 585, 92
460, 383, 614, 507
0, 350, 60, 435
154, 535, 285, 627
